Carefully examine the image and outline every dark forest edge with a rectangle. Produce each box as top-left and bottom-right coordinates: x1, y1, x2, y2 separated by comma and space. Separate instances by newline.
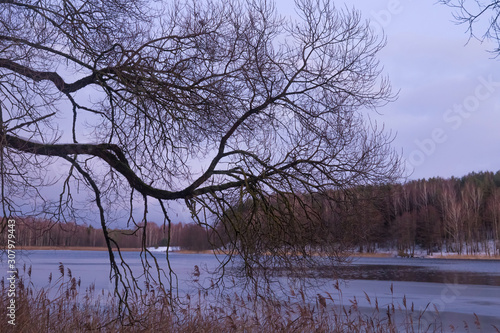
3, 170, 500, 257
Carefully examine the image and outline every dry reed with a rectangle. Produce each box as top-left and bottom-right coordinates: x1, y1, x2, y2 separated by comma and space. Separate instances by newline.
0, 264, 489, 333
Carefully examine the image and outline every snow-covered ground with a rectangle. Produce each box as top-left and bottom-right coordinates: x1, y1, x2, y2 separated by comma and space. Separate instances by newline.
146, 246, 180, 252
354, 241, 500, 258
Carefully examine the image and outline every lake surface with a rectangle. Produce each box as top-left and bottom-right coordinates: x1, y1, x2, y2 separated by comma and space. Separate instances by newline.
2, 250, 500, 331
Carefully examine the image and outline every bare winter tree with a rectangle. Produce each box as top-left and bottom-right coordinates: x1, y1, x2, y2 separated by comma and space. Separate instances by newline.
0, 0, 401, 310
440, 0, 500, 55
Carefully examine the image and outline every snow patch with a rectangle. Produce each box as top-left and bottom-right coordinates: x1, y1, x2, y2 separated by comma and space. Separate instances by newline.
147, 246, 180, 252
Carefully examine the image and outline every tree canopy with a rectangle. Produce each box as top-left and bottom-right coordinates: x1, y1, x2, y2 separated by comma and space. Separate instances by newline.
0, 0, 401, 308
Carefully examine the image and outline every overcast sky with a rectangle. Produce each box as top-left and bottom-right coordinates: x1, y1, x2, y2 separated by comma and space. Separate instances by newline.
32, 1, 500, 226
145, 1, 500, 224
323, 0, 500, 180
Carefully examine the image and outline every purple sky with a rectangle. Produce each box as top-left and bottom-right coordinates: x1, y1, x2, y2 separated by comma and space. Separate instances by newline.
166, 0, 500, 223
331, 0, 500, 180
28, 1, 500, 226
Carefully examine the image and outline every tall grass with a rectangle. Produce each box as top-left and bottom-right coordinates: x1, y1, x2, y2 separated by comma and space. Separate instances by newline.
0, 264, 490, 332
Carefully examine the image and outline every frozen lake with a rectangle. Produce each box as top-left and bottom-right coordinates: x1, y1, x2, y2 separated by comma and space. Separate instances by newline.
2, 250, 499, 331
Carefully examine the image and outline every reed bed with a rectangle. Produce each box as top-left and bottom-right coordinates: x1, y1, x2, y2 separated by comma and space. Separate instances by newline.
0, 264, 490, 333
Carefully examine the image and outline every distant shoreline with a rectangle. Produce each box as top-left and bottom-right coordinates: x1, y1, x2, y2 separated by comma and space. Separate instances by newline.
351, 252, 500, 260
10, 246, 500, 259
18, 246, 141, 252
15, 246, 216, 254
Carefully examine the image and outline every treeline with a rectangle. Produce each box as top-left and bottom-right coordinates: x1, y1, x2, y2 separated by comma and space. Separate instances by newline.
214, 171, 500, 257
346, 170, 500, 256
0, 218, 213, 251
310, 171, 500, 256
3, 171, 500, 256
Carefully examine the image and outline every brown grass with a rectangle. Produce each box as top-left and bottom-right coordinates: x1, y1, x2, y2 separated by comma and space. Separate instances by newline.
1, 264, 480, 333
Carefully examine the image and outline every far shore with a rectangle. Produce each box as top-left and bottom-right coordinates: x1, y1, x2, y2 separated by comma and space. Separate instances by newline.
10, 246, 500, 260
18, 246, 141, 252
351, 251, 500, 260
16, 246, 218, 254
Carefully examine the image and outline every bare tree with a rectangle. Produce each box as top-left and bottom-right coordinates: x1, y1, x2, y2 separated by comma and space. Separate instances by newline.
461, 180, 483, 254
0, 0, 401, 310
440, 180, 464, 254
486, 187, 500, 255
440, 0, 500, 55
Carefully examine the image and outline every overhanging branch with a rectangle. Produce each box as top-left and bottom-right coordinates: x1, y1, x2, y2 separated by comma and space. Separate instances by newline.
2, 132, 260, 199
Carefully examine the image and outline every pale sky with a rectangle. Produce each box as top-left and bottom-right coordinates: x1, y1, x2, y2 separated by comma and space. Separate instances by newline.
21, 1, 500, 226
325, 0, 500, 180
165, 0, 500, 223
115, 1, 500, 225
